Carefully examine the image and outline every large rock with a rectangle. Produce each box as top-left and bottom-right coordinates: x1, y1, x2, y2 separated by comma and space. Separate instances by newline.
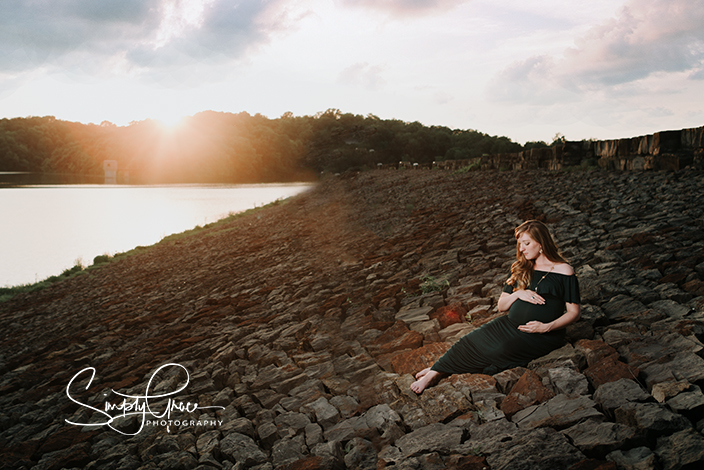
393, 422, 464, 457
462, 426, 585, 470
219, 432, 267, 466
561, 418, 640, 458
584, 355, 639, 389
614, 402, 691, 441
512, 394, 603, 429
654, 428, 704, 470
500, 370, 555, 418
593, 378, 651, 418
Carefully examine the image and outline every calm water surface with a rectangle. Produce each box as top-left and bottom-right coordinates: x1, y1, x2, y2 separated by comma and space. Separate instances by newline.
1, 183, 313, 287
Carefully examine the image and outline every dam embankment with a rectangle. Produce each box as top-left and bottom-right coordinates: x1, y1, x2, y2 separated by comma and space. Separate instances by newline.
1, 168, 704, 469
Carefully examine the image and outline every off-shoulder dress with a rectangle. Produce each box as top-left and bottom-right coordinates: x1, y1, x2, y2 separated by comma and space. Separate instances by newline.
430, 270, 580, 375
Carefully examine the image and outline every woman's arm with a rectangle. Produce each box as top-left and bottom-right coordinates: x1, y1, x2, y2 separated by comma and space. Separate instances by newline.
498, 289, 545, 312
517, 302, 581, 334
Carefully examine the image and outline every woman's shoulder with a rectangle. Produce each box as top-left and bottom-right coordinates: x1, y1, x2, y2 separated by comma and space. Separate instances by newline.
552, 263, 574, 276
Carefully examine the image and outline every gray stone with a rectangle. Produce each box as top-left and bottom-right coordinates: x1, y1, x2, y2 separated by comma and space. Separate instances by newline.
640, 351, 704, 387
212, 387, 235, 408
593, 378, 651, 417
343, 437, 377, 470
365, 403, 403, 436
606, 446, 657, 470
396, 381, 472, 430
196, 430, 221, 456
602, 327, 644, 349
274, 412, 312, 437
329, 395, 359, 418
305, 422, 323, 447
256, 422, 278, 449
324, 416, 368, 442
158, 451, 199, 469
614, 402, 692, 440
561, 418, 639, 458
602, 295, 648, 322
219, 417, 255, 437
655, 283, 693, 303
410, 319, 441, 342
547, 367, 589, 397
667, 384, 704, 413
655, 429, 704, 470
271, 436, 306, 468
301, 396, 340, 430
527, 344, 587, 371
579, 304, 607, 327
474, 399, 505, 422
512, 394, 602, 429
471, 426, 585, 470
272, 373, 312, 395
394, 422, 464, 457
219, 432, 267, 467
396, 306, 434, 323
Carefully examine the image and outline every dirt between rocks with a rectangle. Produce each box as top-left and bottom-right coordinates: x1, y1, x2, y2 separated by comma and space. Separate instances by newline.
2, 169, 704, 470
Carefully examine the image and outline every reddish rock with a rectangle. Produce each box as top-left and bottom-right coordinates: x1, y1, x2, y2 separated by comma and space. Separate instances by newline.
683, 279, 704, 296
574, 339, 619, 367
376, 349, 413, 373
501, 370, 555, 418
493, 367, 528, 394
584, 356, 640, 389
372, 284, 404, 306
367, 321, 424, 357
431, 303, 468, 329
389, 342, 450, 375
658, 272, 688, 285
321, 294, 348, 310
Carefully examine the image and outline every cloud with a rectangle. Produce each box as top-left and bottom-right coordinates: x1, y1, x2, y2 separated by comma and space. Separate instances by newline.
0, 0, 297, 77
489, 0, 704, 101
338, 62, 386, 90
339, 0, 469, 17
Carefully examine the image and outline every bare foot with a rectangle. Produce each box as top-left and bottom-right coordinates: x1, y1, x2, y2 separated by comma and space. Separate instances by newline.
410, 370, 444, 394
415, 367, 431, 379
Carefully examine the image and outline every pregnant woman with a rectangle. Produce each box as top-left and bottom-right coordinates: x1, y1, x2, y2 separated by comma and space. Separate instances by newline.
411, 220, 580, 394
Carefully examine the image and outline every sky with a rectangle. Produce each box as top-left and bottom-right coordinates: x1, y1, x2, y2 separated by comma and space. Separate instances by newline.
2, 0, 704, 144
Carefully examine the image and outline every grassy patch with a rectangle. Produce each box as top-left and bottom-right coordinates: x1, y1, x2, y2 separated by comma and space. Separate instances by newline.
419, 274, 449, 294
452, 159, 482, 174
0, 261, 88, 302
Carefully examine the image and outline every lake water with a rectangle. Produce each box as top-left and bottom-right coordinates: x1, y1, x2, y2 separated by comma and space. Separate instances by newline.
1, 183, 313, 287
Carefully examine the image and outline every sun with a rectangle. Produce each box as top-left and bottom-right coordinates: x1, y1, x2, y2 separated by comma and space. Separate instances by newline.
156, 114, 187, 130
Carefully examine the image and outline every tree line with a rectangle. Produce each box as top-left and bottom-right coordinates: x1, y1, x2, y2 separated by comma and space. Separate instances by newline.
0, 109, 552, 183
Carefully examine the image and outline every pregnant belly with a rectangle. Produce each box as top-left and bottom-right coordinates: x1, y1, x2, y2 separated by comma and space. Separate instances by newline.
508, 297, 564, 326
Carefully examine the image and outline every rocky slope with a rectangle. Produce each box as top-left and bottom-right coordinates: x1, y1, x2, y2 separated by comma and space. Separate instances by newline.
1, 168, 704, 470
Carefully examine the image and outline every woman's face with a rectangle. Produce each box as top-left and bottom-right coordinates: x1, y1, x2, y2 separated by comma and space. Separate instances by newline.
518, 231, 542, 260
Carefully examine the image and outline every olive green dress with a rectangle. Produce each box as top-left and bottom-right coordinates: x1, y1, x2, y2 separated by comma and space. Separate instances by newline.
431, 270, 580, 375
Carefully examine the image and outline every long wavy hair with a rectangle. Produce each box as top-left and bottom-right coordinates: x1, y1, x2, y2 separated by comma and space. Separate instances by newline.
507, 220, 568, 290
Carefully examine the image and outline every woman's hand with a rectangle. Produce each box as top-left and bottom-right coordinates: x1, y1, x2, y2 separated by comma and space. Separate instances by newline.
518, 320, 550, 334
517, 289, 545, 305
498, 289, 545, 312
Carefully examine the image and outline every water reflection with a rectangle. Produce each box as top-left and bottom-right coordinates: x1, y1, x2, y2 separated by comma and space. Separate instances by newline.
1, 183, 312, 287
